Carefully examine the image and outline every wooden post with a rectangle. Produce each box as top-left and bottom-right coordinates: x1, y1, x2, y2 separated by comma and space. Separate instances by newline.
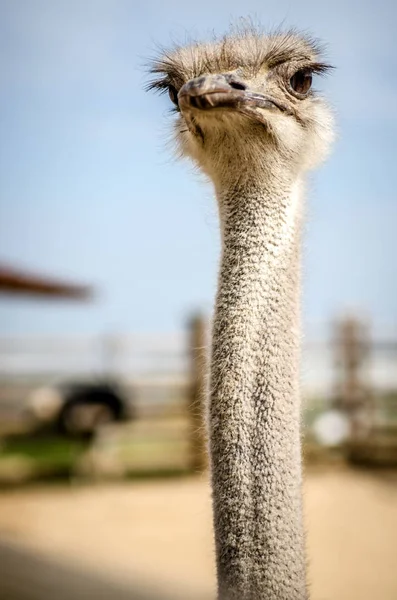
333, 316, 371, 441
188, 313, 208, 473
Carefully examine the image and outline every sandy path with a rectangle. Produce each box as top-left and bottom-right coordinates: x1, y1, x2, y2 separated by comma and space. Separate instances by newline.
0, 467, 396, 600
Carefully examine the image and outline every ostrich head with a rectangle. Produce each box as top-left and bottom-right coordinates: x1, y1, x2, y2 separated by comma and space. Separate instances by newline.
148, 27, 334, 188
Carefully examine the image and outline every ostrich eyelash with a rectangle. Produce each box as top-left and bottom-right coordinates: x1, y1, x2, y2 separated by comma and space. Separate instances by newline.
145, 78, 174, 93
305, 62, 334, 75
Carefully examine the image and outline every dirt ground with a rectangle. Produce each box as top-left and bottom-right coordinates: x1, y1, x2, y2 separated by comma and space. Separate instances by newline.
0, 467, 396, 600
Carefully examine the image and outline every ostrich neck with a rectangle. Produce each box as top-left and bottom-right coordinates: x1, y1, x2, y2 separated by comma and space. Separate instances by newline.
209, 173, 307, 600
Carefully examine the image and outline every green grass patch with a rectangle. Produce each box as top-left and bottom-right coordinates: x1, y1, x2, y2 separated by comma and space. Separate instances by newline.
1, 435, 86, 470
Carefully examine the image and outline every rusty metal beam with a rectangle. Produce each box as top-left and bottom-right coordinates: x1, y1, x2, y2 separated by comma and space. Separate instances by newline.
0, 264, 93, 300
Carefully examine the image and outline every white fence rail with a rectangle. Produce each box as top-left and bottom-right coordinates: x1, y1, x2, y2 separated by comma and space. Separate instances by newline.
0, 332, 396, 412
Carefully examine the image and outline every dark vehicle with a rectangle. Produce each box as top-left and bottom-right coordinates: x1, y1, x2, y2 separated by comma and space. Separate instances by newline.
26, 380, 134, 438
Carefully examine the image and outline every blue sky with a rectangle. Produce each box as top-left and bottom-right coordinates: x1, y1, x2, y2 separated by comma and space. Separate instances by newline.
0, 0, 396, 336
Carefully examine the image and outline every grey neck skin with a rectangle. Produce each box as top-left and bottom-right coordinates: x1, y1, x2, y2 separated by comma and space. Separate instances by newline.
208, 168, 307, 600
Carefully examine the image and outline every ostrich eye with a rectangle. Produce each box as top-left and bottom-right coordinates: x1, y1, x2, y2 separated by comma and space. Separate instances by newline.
168, 85, 179, 107
289, 70, 312, 96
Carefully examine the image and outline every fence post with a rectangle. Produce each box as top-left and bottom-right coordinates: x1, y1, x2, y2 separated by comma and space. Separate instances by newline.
333, 316, 371, 441
188, 313, 208, 473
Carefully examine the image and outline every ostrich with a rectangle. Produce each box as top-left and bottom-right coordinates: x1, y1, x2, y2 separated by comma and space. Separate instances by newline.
148, 26, 334, 600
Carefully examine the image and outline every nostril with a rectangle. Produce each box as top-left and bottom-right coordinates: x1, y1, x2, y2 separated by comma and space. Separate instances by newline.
229, 80, 247, 91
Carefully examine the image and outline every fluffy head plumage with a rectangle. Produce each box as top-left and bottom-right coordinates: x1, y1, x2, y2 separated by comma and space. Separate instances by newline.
147, 25, 335, 186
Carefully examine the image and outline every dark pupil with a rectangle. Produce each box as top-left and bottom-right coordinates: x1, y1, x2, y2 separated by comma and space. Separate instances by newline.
168, 86, 179, 106
290, 71, 312, 95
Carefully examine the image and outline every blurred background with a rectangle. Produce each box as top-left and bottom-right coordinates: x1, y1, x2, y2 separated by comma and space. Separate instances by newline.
0, 1, 396, 599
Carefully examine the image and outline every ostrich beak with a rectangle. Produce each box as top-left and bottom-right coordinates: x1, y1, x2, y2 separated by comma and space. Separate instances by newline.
178, 74, 288, 116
